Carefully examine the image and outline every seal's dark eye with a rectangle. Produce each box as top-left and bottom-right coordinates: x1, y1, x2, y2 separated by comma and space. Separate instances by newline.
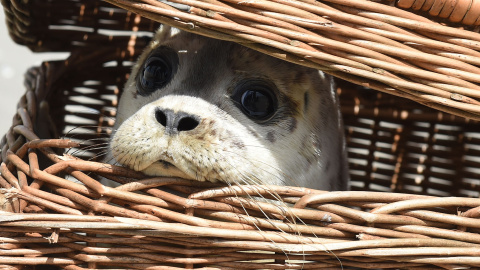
233, 81, 277, 121
141, 58, 170, 90
241, 90, 275, 118
137, 46, 178, 96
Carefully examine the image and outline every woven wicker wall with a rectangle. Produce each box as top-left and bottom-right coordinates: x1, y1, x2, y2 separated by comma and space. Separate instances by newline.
340, 81, 480, 197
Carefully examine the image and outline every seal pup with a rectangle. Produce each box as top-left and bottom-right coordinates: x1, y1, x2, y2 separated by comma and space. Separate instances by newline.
108, 26, 348, 191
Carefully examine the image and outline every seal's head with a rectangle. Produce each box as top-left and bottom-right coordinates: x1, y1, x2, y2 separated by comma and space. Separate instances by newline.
109, 26, 348, 191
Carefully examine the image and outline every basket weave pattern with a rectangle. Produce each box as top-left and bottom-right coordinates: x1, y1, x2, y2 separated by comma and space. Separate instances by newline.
2, 0, 480, 269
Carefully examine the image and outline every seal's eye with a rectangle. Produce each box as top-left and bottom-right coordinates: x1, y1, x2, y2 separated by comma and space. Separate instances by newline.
137, 46, 178, 96
141, 57, 170, 90
232, 80, 277, 121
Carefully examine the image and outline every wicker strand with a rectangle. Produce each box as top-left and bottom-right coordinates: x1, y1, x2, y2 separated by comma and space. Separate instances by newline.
396, 0, 480, 24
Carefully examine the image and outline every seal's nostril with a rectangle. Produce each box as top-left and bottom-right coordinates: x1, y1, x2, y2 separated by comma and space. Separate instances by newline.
155, 107, 199, 134
177, 116, 199, 131
155, 109, 167, 127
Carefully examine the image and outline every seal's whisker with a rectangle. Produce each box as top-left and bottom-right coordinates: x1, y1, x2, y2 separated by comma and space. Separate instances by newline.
111, 143, 136, 169
63, 126, 111, 142
224, 181, 293, 261
71, 143, 110, 154
209, 153, 288, 218
216, 147, 290, 185
87, 150, 110, 161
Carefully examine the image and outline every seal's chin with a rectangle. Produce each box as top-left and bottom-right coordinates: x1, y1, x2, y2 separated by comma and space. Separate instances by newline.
141, 160, 193, 180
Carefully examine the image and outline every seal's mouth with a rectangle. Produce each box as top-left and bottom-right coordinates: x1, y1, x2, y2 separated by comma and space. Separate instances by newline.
140, 159, 193, 180
157, 160, 174, 169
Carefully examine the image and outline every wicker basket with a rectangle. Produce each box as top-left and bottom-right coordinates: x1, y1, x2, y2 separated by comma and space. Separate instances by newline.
1, 0, 480, 269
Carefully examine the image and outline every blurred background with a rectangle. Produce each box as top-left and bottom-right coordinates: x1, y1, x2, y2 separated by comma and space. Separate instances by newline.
0, 10, 68, 136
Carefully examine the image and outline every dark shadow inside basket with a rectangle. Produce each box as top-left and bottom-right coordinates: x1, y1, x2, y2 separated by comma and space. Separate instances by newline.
6, 43, 480, 199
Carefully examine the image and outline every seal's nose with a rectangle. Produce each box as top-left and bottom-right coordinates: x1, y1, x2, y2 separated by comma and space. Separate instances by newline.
155, 108, 199, 135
